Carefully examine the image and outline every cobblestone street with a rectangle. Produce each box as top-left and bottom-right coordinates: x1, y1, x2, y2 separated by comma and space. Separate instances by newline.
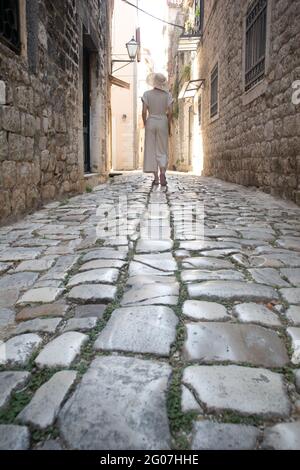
0, 172, 300, 450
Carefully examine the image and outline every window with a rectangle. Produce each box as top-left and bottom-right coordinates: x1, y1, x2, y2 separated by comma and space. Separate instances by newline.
0, 0, 20, 53
194, 0, 204, 35
245, 0, 267, 92
198, 96, 202, 126
210, 63, 218, 118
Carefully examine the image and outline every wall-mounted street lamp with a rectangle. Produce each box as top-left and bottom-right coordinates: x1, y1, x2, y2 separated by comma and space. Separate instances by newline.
112, 37, 139, 73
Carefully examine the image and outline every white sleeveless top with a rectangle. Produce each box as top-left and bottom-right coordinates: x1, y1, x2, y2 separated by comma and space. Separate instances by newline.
142, 89, 174, 116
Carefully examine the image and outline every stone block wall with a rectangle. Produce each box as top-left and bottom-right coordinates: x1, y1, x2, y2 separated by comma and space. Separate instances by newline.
0, 0, 113, 223
199, 0, 300, 203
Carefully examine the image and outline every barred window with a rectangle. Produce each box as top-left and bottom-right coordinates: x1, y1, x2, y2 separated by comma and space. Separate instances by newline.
0, 0, 21, 53
194, 0, 204, 34
198, 96, 202, 126
210, 63, 218, 118
245, 0, 267, 92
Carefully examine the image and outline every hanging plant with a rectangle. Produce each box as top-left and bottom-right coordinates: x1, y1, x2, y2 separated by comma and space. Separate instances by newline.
185, 19, 194, 33
195, 5, 201, 18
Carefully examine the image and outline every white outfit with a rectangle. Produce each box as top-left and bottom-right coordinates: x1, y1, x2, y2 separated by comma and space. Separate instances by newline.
142, 88, 173, 173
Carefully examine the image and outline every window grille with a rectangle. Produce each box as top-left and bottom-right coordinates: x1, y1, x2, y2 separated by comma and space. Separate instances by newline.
0, 0, 20, 53
197, 96, 202, 126
194, 0, 203, 34
245, 0, 267, 91
210, 63, 218, 118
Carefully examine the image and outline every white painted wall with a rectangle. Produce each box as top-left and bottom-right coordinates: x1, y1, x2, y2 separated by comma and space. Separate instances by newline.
111, 0, 138, 171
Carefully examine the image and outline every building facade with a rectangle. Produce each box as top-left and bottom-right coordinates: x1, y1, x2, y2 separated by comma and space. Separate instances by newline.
0, 0, 114, 224
169, 0, 300, 203
111, 0, 139, 172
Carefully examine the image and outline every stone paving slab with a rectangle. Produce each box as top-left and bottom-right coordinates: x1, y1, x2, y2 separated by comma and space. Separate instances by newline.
74, 304, 106, 319
181, 385, 203, 413
13, 258, 57, 272
286, 327, 300, 364
126, 275, 177, 287
58, 356, 172, 450
0, 371, 31, 410
17, 287, 65, 305
78, 259, 126, 271
0, 308, 15, 328
13, 318, 62, 335
67, 284, 117, 303
17, 371, 77, 429
81, 249, 128, 262
262, 422, 300, 450
129, 262, 174, 277
0, 289, 20, 308
181, 269, 244, 283
280, 288, 300, 304
0, 425, 30, 450
0, 272, 39, 290
63, 317, 97, 332
188, 281, 279, 302
0, 334, 42, 366
16, 302, 69, 321
233, 303, 282, 326
0, 248, 44, 262
276, 238, 300, 251
67, 268, 119, 287
183, 365, 291, 418
121, 283, 179, 306
0, 262, 12, 274
182, 301, 230, 321
251, 253, 300, 268
248, 268, 290, 287
183, 323, 288, 366
94, 306, 178, 355
35, 332, 88, 368
182, 257, 234, 270
285, 306, 300, 325
136, 239, 173, 253
132, 253, 177, 272
36, 439, 63, 450
280, 268, 300, 286
191, 421, 260, 450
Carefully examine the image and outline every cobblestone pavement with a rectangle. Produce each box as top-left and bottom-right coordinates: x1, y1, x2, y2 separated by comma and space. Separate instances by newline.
0, 172, 300, 450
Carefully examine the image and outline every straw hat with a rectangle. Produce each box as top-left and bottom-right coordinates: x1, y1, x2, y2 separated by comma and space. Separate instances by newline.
146, 73, 169, 92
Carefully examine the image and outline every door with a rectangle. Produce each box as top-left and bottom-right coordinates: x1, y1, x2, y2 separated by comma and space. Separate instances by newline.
83, 47, 91, 173
188, 105, 194, 166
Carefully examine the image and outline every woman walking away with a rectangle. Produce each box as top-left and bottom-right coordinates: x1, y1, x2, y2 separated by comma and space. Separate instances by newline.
142, 73, 173, 186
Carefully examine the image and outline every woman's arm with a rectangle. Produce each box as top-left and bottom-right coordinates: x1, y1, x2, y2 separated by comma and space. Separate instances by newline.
167, 104, 173, 137
142, 102, 148, 127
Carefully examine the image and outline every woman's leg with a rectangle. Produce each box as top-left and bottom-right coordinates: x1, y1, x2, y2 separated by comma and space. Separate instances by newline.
159, 167, 167, 186
153, 171, 159, 184
156, 119, 168, 186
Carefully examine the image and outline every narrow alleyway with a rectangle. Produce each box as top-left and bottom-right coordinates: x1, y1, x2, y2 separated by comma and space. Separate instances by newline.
0, 173, 300, 450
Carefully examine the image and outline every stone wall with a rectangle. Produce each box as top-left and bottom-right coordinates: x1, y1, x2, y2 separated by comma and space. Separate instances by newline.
0, 0, 113, 224
169, 0, 300, 203
167, 7, 191, 172
199, 0, 300, 203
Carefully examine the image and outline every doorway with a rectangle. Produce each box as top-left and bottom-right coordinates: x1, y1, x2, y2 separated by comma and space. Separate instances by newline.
83, 47, 91, 173
188, 105, 194, 166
